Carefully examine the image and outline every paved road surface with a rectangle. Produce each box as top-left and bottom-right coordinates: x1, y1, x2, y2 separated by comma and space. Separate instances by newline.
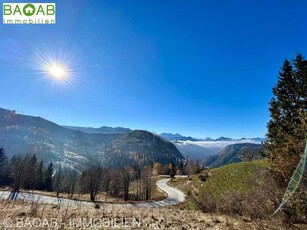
0, 178, 185, 208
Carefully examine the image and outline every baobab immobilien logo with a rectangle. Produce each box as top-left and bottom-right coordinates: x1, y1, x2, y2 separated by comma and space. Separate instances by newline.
3, 3, 56, 24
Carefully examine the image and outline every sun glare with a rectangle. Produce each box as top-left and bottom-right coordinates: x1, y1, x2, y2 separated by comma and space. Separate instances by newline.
49, 65, 66, 79
31, 41, 80, 88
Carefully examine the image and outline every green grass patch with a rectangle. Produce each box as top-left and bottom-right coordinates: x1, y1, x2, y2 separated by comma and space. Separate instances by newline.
200, 160, 269, 202
168, 160, 271, 210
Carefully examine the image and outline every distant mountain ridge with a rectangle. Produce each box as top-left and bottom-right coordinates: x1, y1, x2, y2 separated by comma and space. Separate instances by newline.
160, 133, 203, 141
160, 133, 266, 142
160, 133, 265, 161
64, 125, 131, 134
0, 108, 184, 171
215, 136, 233, 141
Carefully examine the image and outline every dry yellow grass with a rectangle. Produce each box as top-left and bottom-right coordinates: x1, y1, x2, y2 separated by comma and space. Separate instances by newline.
0, 200, 295, 230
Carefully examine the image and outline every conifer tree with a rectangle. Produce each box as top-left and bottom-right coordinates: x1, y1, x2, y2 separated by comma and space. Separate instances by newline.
265, 54, 307, 180
10, 154, 30, 191
23, 154, 38, 189
44, 162, 54, 191
36, 160, 44, 190
54, 164, 63, 197
0, 147, 10, 186
0, 148, 6, 169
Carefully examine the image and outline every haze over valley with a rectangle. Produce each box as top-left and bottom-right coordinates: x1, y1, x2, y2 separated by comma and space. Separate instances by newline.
0, 108, 265, 169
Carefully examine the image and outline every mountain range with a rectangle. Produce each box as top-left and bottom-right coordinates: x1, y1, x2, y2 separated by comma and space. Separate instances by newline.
160, 132, 265, 143
159, 133, 204, 141
64, 126, 131, 134
0, 108, 184, 171
169, 139, 265, 161
0, 107, 266, 170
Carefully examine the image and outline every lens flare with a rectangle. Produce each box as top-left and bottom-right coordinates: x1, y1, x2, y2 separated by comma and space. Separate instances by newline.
31, 40, 80, 88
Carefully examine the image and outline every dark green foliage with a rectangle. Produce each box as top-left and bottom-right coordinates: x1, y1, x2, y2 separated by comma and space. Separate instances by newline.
1, 150, 75, 194
8, 153, 52, 191
36, 160, 44, 190
53, 164, 63, 197
44, 162, 54, 191
0, 147, 7, 171
265, 54, 307, 180
10, 154, 31, 191
23, 154, 38, 190
0, 147, 10, 186
7, 153, 78, 195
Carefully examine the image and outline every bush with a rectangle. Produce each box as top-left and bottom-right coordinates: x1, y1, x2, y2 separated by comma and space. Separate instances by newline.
285, 187, 307, 223
195, 190, 216, 213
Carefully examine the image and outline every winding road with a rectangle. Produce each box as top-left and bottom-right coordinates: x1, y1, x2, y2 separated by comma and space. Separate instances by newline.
0, 178, 186, 208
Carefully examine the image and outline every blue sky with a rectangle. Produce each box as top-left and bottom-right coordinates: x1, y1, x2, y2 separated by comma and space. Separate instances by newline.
1, 0, 307, 138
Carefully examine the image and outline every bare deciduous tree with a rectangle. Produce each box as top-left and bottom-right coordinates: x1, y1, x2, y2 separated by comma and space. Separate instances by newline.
80, 164, 104, 202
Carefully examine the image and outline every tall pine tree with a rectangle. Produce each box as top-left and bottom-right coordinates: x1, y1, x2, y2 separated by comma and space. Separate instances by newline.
0, 147, 10, 186
44, 162, 54, 191
23, 154, 38, 190
36, 160, 44, 190
265, 54, 307, 181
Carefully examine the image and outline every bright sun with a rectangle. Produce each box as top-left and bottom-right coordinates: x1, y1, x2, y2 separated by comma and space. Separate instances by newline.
49, 65, 66, 79
32, 45, 78, 88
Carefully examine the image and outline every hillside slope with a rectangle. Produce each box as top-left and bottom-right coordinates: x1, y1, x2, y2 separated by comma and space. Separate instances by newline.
0, 108, 184, 170
170, 138, 264, 161
168, 160, 283, 221
202, 143, 263, 168
104, 130, 184, 167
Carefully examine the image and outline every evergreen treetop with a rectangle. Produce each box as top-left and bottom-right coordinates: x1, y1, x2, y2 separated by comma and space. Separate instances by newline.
265, 54, 307, 180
